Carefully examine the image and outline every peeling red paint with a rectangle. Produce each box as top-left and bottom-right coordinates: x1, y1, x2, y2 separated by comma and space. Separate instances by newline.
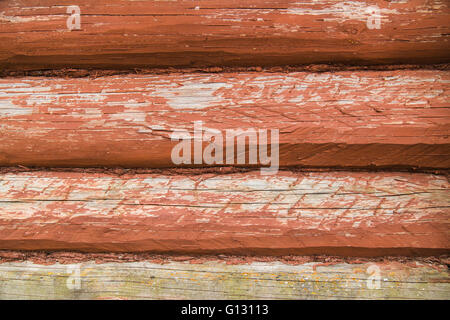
1, 0, 449, 70
0, 170, 448, 256
0, 70, 449, 168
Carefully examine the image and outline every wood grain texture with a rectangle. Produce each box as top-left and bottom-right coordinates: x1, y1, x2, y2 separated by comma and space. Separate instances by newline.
0, 260, 448, 299
1, 0, 449, 70
1, 70, 449, 169
0, 170, 448, 255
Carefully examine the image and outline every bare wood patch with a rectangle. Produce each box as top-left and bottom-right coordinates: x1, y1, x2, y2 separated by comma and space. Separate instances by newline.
0, 260, 448, 299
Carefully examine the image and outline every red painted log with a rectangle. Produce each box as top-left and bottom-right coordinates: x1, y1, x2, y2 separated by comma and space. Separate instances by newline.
0, 70, 449, 169
0, 170, 448, 256
1, 0, 449, 70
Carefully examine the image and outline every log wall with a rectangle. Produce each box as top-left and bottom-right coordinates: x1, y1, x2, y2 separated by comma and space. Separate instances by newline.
0, 0, 448, 301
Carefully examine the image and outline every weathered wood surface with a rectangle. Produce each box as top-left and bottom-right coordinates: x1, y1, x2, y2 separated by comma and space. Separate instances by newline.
1, 0, 449, 70
0, 170, 448, 256
1, 70, 449, 168
0, 260, 448, 299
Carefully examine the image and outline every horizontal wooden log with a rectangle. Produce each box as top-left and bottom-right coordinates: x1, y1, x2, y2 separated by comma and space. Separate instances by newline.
1, 0, 449, 70
1, 70, 449, 169
0, 260, 448, 299
0, 170, 448, 256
